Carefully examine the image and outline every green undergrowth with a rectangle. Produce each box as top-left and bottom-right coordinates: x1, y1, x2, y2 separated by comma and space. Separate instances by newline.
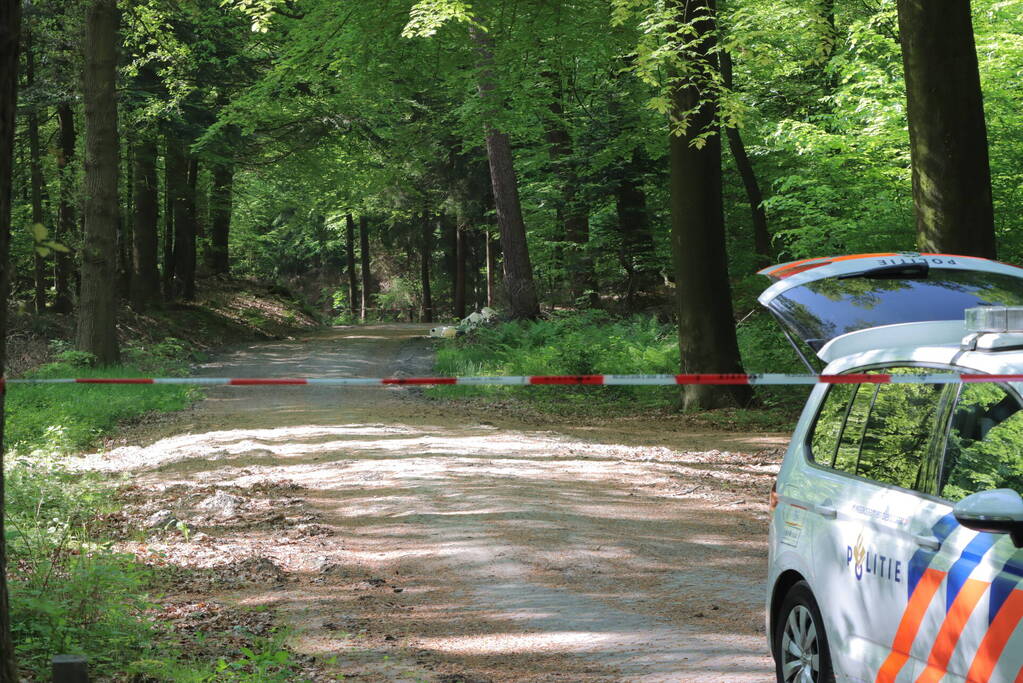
7, 459, 312, 681
4, 340, 312, 680
6, 339, 201, 455
429, 311, 681, 412
427, 310, 808, 426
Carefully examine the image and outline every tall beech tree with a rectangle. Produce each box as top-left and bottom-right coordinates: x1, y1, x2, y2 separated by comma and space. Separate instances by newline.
420, 212, 434, 322
359, 214, 371, 319
345, 213, 359, 317
130, 134, 160, 310
667, 0, 751, 410
76, 0, 120, 365
24, 24, 48, 313
53, 101, 75, 314
720, 50, 770, 263
468, 25, 539, 320
0, 1, 21, 678
897, 0, 996, 257
209, 163, 233, 274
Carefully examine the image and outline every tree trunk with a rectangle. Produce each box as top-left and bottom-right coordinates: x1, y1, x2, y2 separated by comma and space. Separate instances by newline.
76, 0, 120, 365
615, 151, 658, 305
544, 78, 596, 307
161, 134, 175, 299
470, 25, 539, 320
485, 229, 495, 308
0, 1, 21, 677
345, 213, 359, 318
454, 214, 467, 320
53, 102, 75, 314
669, 0, 751, 410
897, 0, 996, 257
359, 214, 371, 320
720, 51, 771, 264
28, 109, 47, 313
119, 140, 132, 298
420, 211, 434, 323
130, 135, 159, 310
25, 27, 48, 313
209, 162, 232, 275
170, 145, 196, 300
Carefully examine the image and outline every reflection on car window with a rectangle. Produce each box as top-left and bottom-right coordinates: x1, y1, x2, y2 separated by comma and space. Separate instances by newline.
942, 384, 1023, 501
810, 383, 854, 465
770, 270, 1023, 350
833, 384, 876, 474
857, 375, 944, 490
809, 368, 946, 492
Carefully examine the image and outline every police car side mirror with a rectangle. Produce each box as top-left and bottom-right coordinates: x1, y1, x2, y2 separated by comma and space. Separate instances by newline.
953, 489, 1023, 548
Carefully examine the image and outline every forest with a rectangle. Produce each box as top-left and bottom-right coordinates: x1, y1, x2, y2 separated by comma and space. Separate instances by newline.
1, 0, 1022, 679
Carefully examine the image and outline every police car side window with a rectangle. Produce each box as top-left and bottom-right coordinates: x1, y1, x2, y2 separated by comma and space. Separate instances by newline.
809, 383, 856, 466
855, 377, 944, 490
809, 368, 945, 491
941, 383, 1023, 501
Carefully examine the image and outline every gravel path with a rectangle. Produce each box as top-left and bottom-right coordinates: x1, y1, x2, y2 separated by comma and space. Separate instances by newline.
80, 324, 782, 682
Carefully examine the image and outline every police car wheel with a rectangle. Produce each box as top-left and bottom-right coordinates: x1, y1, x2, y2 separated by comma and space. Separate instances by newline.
774, 581, 835, 683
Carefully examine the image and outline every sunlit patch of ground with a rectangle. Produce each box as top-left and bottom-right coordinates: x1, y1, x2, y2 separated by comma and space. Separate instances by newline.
74, 324, 782, 682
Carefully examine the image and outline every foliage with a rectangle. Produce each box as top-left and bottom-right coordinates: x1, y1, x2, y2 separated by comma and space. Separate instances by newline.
431, 311, 681, 409
5, 457, 159, 678
4, 342, 198, 455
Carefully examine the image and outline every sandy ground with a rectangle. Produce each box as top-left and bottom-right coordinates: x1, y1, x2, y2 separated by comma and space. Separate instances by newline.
78, 324, 786, 682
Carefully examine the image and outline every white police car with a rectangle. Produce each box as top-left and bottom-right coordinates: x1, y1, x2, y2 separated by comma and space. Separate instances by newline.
761, 253, 1023, 682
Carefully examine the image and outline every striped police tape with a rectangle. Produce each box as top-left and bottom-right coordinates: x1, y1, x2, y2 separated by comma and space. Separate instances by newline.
3, 372, 1023, 387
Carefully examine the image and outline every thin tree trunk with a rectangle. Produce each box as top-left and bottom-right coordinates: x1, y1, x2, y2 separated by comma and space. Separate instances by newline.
615, 152, 657, 306
171, 147, 197, 300
897, 0, 996, 257
359, 214, 370, 320
544, 76, 596, 307
161, 133, 175, 299
130, 135, 159, 310
28, 110, 47, 313
53, 102, 75, 314
119, 140, 132, 298
420, 211, 433, 323
76, 0, 120, 365
720, 51, 771, 264
454, 215, 467, 320
0, 0, 21, 677
669, 0, 751, 410
209, 162, 232, 275
470, 25, 539, 320
485, 230, 494, 308
345, 213, 359, 318
25, 27, 47, 313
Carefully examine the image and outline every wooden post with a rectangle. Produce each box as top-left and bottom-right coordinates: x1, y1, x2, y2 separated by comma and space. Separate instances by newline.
52, 655, 89, 682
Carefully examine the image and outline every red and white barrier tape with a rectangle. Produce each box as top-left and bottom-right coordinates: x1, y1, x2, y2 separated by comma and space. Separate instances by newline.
2, 373, 1023, 387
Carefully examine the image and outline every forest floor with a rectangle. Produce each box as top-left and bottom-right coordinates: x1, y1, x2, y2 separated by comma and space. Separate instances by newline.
72, 324, 787, 682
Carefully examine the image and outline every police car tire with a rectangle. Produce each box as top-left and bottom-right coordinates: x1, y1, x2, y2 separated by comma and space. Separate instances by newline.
773, 581, 836, 683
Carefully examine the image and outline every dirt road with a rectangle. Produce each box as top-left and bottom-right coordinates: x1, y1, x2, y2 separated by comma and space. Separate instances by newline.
83, 325, 785, 681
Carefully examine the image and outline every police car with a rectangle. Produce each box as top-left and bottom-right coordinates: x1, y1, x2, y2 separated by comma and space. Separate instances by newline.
761, 253, 1023, 682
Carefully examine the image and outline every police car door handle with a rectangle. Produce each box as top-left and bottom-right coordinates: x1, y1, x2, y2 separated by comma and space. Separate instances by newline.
913, 534, 941, 551
812, 504, 838, 519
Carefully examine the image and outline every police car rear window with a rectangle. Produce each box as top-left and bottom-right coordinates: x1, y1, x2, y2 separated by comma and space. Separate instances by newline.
769, 270, 1023, 350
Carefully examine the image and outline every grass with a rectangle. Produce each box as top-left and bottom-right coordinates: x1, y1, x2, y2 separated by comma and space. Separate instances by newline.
427, 309, 809, 426
429, 310, 682, 412
6, 341, 200, 455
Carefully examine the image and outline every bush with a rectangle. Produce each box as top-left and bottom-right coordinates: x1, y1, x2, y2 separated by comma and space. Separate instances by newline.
5, 346, 199, 455
431, 309, 810, 417
3, 342, 202, 678
6, 458, 160, 679
430, 310, 681, 410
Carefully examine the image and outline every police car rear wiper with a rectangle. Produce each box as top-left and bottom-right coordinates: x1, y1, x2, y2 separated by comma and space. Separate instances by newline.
836, 263, 930, 280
